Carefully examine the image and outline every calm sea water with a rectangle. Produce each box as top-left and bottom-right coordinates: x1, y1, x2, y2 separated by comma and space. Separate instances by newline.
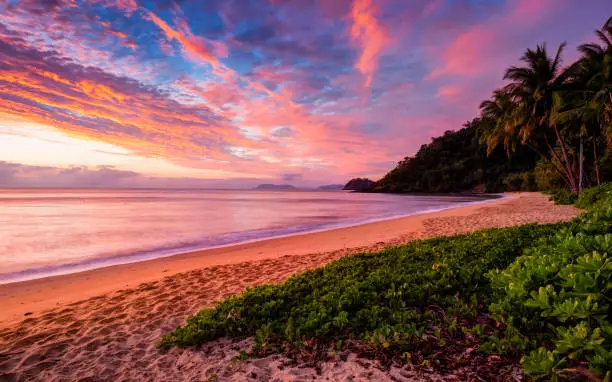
0, 188, 492, 284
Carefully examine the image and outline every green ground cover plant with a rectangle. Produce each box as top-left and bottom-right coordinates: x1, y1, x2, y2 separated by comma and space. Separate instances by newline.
487, 187, 611, 380
575, 183, 612, 210
160, 224, 562, 349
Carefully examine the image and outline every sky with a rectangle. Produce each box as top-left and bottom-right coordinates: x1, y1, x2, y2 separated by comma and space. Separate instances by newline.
0, 0, 610, 188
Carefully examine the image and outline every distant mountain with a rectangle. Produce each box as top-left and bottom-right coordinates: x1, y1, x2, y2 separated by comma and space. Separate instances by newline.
343, 178, 375, 192
317, 184, 344, 190
254, 184, 297, 190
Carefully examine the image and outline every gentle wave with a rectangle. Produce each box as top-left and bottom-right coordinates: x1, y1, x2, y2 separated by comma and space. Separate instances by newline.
0, 189, 499, 284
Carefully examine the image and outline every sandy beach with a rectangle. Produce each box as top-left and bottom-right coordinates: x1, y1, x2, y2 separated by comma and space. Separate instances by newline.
0, 193, 581, 381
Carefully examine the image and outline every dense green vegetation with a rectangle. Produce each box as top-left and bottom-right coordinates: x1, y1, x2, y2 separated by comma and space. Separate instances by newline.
546, 183, 612, 206
544, 188, 579, 205
487, 199, 612, 378
374, 120, 540, 193
161, 224, 561, 348
162, 187, 610, 380
575, 183, 612, 209
376, 18, 612, 194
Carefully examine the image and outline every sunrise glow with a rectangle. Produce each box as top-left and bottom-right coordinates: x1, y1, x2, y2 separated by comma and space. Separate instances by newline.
0, 0, 609, 187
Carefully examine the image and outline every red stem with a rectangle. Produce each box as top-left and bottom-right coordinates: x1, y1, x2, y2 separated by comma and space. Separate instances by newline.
552, 125, 578, 193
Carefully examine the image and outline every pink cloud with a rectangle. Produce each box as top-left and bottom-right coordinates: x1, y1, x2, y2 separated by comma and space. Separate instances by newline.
2, 0, 607, 186
426, 0, 562, 80
349, 0, 390, 91
436, 84, 462, 99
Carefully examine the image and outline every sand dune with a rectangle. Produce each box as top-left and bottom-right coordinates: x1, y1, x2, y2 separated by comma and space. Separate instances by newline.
0, 193, 581, 381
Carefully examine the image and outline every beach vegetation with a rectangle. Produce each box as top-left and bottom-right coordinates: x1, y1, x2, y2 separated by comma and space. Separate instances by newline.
575, 183, 612, 209
161, 186, 611, 380
160, 223, 561, 349
544, 188, 579, 205
487, 196, 612, 379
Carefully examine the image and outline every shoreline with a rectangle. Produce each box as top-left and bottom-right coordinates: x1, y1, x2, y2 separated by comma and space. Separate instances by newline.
0, 193, 508, 324
0, 192, 583, 381
0, 193, 502, 285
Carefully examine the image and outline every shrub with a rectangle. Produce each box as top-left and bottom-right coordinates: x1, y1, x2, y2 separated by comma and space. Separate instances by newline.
534, 161, 566, 191
502, 172, 536, 192
575, 183, 612, 210
160, 224, 563, 349
487, 199, 612, 379
546, 188, 578, 205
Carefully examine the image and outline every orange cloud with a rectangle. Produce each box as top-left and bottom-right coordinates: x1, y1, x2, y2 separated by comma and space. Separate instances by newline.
0, 0, 425, 182
0, 41, 257, 166
145, 11, 218, 68
142, 10, 332, 153
99, 0, 138, 13
116, 0, 138, 12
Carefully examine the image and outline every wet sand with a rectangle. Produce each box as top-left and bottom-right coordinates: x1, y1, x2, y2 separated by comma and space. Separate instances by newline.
0, 193, 581, 381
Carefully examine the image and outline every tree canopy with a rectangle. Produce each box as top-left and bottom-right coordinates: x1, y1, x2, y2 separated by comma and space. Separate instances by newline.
375, 17, 612, 194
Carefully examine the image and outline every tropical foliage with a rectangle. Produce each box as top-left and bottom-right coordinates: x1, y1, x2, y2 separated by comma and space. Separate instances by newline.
575, 182, 612, 209
544, 188, 578, 205
160, 223, 560, 348
487, 187, 612, 380
374, 120, 540, 193
479, 17, 612, 193
376, 17, 612, 194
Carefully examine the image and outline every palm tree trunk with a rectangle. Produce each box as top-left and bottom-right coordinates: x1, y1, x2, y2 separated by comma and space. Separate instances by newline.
527, 142, 573, 188
552, 125, 578, 193
579, 135, 583, 192
593, 140, 601, 185
544, 135, 576, 192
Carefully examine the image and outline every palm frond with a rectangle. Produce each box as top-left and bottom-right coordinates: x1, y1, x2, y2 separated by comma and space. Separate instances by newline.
596, 30, 612, 49
551, 42, 567, 76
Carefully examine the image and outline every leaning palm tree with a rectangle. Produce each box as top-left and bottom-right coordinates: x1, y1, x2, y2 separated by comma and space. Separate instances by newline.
502, 43, 580, 192
582, 17, 612, 135
479, 89, 575, 190
479, 44, 581, 192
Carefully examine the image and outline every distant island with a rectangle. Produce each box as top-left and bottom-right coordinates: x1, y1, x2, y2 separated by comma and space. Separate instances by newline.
317, 184, 344, 190
343, 178, 375, 192
253, 184, 297, 190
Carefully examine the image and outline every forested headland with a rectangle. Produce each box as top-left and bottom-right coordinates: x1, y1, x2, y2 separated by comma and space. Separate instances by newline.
373, 17, 612, 195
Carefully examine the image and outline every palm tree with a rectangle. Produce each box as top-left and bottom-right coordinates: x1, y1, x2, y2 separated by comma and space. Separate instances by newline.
501, 43, 581, 192
479, 44, 581, 192
577, 16, 612, 103
479, 89, 576, 190
562, 16, 612, 185
478, 89, 521, 157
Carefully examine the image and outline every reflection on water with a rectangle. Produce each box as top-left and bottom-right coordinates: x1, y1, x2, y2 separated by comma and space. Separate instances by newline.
0, 188, 489, 283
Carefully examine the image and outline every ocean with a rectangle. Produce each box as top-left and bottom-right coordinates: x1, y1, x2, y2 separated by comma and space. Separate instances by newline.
0, 188, 492, 284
